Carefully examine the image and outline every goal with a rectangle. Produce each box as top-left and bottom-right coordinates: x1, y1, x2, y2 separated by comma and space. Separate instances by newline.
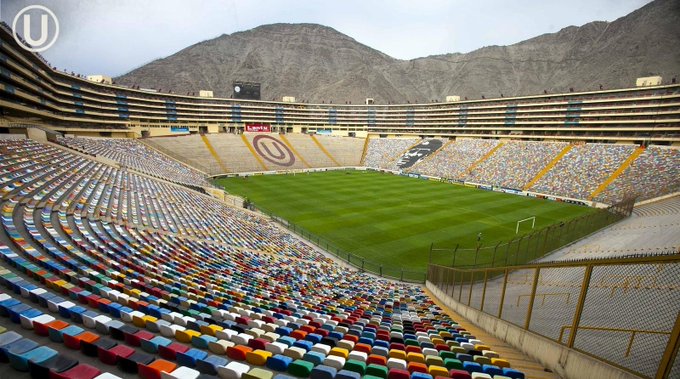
516, 216, 536, 234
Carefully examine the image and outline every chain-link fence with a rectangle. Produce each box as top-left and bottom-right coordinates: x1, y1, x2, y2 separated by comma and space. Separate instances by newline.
428, 253, 680, 378
430, 198, 636, 269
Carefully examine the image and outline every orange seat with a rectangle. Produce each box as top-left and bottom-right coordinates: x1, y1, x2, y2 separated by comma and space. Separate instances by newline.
367, 354, 387, 366
227, 345, 253, 361
138, 359, 177, 379
407, 362, 428, 374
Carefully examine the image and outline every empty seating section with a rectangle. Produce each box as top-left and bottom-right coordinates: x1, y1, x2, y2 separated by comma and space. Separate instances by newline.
595, 146, 680, 203
0, 138, 527, 379
466, 141, 567, 190
363, 139, 419, 169
529, 144, 636, 200
411, 139, 500, 180
311, 136, 363, 167
143, 135, 219, 175
280, 134, 335, 168
57, 137, 210, 188
207, 134, 268, 173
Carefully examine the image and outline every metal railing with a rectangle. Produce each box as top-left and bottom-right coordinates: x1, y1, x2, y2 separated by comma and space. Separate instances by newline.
427, 253, 680, 379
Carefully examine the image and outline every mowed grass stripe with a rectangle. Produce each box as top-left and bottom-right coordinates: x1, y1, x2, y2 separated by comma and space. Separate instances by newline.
215, 170, 594, 270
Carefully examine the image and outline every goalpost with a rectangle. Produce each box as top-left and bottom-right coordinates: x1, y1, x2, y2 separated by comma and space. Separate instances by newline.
516, 216, 536, 234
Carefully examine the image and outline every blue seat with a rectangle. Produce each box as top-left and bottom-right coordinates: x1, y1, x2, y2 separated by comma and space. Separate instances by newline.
196, 355, 228, 375
462, 361, 482, 373
502, 368, 525, 379
310, 364, 337, 379
0, 331, 23, 348
267, 354, 293, 372
482, 364, 503, 376
49, 325, 82, 343
305, 334, 322, 344
302, 351, 325, 366
141, 335, 172, 354
293, 340, 313, 352
9, 345, 58, 371
0, 298, 22, 316
0, 338, 40, 363
411, 372, 433, 379
177, 348, 208, 367
335, 369, 361, 379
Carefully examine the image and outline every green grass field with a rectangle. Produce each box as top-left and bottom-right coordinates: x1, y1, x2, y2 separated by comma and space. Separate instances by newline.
215, 170, 594, 272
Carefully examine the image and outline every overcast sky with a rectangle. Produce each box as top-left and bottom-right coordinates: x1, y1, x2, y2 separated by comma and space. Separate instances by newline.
1, 0, 653, 77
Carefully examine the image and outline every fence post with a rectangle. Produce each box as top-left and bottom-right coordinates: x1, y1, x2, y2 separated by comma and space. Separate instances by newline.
400, 270, 404, 282
467, 270, 474, 306
429, 243, 433, 265
498, 268, 509, 319
480, 270, 489, 312
474, 244, 481, 267
567, 264, 594, 348
515, 236, 524, 265
492, 242, 501, 267
379, 266, 383, 277
542, 225, 552, 253
452, 244, 459, 267
361, 259, 365, 272
524, 267, 541, 330
656, 311, 680, 379
505, 239, 513, 266
458, 272, 465, 302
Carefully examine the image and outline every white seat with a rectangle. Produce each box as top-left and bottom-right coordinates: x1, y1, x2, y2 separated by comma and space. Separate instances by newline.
161, 366, 200, 379
217, 361, 251, 379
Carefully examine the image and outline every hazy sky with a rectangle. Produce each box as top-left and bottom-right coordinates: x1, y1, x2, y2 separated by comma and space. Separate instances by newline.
1, 0, 653, 77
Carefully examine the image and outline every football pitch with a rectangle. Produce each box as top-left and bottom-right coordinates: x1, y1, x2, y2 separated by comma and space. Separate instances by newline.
215, 170, 595, 272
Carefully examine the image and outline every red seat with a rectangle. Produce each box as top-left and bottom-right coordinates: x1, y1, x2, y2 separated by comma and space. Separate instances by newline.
449, 369, 472, 379
98, 344, 134, 365
387, 368, 411, 379
158, 342, 189, 361
138, 359, 177, 379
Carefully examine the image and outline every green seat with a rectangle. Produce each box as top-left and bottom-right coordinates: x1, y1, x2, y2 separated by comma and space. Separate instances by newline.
365, 364, 388, 379
288, 359, 315, 377
444, 358, 463, 370
344, 360, 367, 375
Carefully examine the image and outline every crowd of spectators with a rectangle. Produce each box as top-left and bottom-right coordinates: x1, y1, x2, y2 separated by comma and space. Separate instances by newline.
57, 136, 210, 188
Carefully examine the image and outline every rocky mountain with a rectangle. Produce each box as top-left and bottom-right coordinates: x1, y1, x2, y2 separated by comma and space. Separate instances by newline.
116, 0, 680, 103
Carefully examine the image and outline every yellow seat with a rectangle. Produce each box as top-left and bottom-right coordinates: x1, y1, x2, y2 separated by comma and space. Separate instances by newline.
175, 329, 201, 343
329, 347, 349, 359
491, 358, 511, 368
428, 365, 449, 377
406, 352, 425, 364
388, 349, 407, 360
246, 349, 272, 366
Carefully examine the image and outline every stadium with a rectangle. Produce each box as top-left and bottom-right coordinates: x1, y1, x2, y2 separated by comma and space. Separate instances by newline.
0, 1, 679, 379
